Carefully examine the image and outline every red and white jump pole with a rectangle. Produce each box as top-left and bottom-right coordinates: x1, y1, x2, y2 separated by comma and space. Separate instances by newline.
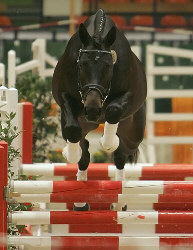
10, 180, 193, 195
8, 236, 193, 250
21, 163, 193, 180
9, 210, 193, 225
10, 193, 193, 211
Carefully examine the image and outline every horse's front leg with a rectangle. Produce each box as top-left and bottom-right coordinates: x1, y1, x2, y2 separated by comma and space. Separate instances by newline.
100, 92, 132, 180
100, 92, 131, 154
61, 93, 82, 164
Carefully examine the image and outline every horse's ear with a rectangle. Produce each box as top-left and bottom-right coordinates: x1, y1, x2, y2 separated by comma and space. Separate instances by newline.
79, 23, 91, 47
104, 26, 116, 47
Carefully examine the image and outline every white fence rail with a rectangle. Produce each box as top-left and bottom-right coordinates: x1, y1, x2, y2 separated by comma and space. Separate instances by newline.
7, 39, 57, 88
7, 40, 140, 89
146, 45, 193, 163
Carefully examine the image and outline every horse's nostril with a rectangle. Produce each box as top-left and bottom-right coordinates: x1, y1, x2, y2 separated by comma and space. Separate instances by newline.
84, 107, 101, 121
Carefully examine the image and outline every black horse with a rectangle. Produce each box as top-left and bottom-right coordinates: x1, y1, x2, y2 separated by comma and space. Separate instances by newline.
52, 9, 147, 210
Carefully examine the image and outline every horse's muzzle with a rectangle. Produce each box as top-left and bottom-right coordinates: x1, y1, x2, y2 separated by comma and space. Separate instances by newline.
84, 106, 101, 121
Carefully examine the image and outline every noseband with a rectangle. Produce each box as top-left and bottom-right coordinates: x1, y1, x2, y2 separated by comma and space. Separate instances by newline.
77, 49, 113, 105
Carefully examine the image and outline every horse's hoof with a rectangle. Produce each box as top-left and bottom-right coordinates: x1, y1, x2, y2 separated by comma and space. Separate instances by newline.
62, 145, 82, 164
73, 203, 90, 211
99, 135, 119, 153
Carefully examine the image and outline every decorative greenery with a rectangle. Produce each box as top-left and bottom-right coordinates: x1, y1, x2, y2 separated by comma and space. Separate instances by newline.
0, 112, 20, 180
0, 111, 31, 248
48, 150, 66, 163
92, 150, 113, 163
16, 73, 59, 162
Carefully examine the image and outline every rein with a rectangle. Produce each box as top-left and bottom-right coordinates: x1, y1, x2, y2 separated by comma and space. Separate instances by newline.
77, 49, 113, 105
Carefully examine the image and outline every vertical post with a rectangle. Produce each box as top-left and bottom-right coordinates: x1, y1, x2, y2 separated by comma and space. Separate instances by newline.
70, 0, 75, 36
0, 141, 8, 250
146, 45, 156, 163
0, 63, 5, 86
21, 102, 33, 164
6, 88, 19, 178
32, 39, 46, 79
8, 50, 16, 88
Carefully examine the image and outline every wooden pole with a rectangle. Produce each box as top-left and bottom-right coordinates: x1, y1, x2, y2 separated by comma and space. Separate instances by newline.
70, 0, 75, 36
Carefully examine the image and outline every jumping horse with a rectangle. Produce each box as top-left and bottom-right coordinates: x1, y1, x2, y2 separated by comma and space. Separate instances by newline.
52, 9, 147, 210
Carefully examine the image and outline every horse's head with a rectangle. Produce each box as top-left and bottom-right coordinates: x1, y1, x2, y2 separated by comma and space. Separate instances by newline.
77, 22, 116, 121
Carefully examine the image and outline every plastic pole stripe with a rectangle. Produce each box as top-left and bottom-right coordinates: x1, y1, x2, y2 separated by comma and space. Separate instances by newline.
9, 223, 193, 234
11, 211, 193, 225
142, 164, 193, 178
22, 102, 33, 164
54, 224, 193, 235
21, 163, 56, 176
12, 180, 53, 194
53, 237, 119, 250
1, 19, 193, 36
55, 164, 109, 177
0, 19, 77, 33
12, 193, 193, 204
12, 180, 122, 194
68, 224, 193, 234
21, 163, 153, 177
8, 236, 193, 248
21, 163, 193, 180
12, 180, 193, 194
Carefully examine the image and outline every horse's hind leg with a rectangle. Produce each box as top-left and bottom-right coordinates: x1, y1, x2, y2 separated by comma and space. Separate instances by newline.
114, 145, 127, 180
112, 104, 146, 211
73, 122, 98, 211
73, 138, 90, 211
110, 145, 128, 211
125, 103, 146, 163
117, 104, 146, 164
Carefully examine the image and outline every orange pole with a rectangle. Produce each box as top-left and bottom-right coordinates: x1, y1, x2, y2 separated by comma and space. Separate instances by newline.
70, 0, 75, 36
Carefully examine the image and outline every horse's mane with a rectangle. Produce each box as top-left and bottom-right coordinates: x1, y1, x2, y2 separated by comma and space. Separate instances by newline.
93, 9, 106, 47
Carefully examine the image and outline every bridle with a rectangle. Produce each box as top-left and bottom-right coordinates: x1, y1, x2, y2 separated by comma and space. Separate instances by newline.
77, 49, 113, 105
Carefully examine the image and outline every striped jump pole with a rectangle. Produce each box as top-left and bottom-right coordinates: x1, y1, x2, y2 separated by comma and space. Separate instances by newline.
8, 236, 193, 250
10, 193, 193, 211
11, 222, 193, 234
9, 210, 193, 225
10, 180, 193, 194
21, 163, 193, 180
10, 193, 193, 204
51, 223, 193, 234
